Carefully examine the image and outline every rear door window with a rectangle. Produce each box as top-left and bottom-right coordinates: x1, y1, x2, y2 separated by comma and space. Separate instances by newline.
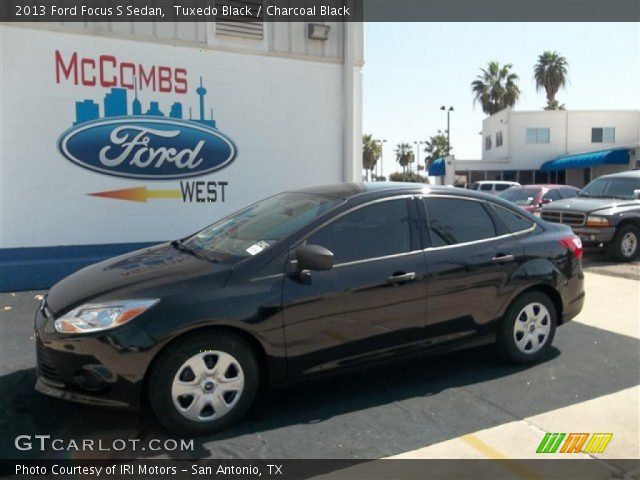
480, 184, 493, 192
423, 198, 497, 247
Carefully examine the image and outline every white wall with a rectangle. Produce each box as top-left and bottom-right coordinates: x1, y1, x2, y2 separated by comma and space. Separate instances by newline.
20, 21, 350, 62
0, 25, 354, 249
481, 108, 640, 169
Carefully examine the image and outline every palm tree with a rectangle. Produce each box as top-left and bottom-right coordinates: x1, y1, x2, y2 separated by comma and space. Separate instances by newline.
362, 134, 382, 181
471, 61, 521, 115
534, 51, 569, 110
423, 134, 451, 169
394, 143, 414, 181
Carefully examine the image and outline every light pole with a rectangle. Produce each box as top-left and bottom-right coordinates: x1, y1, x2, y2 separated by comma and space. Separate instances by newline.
440, 105, 454, 153
414, 141, 426, 174
376, 139, 387, 180
378, 139, 387, 177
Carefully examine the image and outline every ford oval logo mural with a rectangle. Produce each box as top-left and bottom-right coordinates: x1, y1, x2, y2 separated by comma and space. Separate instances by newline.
58, 117, 237, 180
57, 78, 237, 180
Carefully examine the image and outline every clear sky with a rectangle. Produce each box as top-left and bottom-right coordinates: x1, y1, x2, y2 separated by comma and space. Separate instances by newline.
363, 22, 640, 176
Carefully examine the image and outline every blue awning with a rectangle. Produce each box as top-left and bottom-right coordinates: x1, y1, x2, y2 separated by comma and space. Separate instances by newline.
540, 148, 630, 172
428, 157, 445, 176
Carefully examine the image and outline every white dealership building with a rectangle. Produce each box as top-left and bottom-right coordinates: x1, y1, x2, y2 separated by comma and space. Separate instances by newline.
432, 108, 640, 187
0, 20, 364, 290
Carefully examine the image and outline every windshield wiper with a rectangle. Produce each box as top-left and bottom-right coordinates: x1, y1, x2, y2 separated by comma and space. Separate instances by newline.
171, 240, 218, 263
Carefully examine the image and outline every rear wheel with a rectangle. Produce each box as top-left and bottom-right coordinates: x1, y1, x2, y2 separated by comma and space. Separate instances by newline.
497, 291, 557, 364
607, 224, 639, 262
148, 331, 259, 435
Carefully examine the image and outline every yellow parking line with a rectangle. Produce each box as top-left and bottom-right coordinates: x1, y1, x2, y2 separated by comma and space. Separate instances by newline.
460, 434, 544, 480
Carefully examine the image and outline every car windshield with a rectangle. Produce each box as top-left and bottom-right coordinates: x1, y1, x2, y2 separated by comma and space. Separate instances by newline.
180, 192, 344, 263
578, 177, 640, 200
499, 188, 540, 206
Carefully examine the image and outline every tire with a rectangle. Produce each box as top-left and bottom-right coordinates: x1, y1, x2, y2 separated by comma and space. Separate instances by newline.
497, 291, 557, 364
148, 331, 260, 436
607, 224, 640, 262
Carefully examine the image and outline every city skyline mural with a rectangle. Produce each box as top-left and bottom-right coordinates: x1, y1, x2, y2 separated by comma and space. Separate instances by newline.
73, 76, 217, 129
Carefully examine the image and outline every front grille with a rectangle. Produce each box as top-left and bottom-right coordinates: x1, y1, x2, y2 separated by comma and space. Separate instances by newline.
36, 340, 64, 384
541, 210, 586, 227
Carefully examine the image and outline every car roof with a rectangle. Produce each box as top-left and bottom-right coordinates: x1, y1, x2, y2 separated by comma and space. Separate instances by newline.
507, 184, 578, 189
473, 180, 519, 184
289, 182, 419, 199
289, 182, 524, 205
598, 170, 640, 179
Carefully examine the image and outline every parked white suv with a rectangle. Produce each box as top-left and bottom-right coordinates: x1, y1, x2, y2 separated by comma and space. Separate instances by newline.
470, 180, 521, 195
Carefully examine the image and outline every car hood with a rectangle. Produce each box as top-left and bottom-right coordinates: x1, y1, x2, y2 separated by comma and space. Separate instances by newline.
46, 242, 232, 315
542, 197, 639, 214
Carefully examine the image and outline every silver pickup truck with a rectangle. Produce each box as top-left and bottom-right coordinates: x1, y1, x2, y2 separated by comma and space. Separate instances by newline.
540, 170, 640, 262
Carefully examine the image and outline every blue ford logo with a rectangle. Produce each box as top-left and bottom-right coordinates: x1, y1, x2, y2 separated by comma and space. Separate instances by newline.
57, 117, 237, 180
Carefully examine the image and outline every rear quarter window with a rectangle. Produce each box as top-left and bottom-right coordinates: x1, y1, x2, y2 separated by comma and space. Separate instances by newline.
492, 204, 535, 233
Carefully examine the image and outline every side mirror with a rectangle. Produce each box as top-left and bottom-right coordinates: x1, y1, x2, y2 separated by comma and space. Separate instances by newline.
540, 198, 552, 205
295, 244, 334, 272
634, 189, 640, 200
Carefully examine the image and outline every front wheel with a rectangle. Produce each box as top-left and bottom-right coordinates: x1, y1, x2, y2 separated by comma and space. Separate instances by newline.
607, 224, 639, 262
148, 331, 260, 436
497, 292, 557, 364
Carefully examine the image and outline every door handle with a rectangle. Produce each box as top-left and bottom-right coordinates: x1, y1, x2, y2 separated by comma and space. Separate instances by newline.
491, 254, 515, 263
387, 272, 416, 284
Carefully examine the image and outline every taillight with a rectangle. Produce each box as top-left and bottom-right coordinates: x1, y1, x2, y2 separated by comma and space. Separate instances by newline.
558, 236, 583, 260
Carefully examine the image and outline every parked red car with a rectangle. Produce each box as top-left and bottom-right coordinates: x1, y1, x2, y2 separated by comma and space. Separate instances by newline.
498, 184, 580, 214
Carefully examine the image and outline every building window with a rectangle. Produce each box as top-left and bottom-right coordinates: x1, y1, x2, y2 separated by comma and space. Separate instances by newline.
485, 135, 492, 150
215, 0, 264, 39
534, 170, 549, 184
557, 170, 566, 184
518, 170, 534, 185
470, 171, 486, 184
526, 128, 550, 144
496, 131, 504, 147
592, 127, 615, 143
503, 171, 518, 182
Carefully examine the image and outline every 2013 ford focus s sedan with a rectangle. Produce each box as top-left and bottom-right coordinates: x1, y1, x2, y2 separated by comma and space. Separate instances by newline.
35, 183, 585, 435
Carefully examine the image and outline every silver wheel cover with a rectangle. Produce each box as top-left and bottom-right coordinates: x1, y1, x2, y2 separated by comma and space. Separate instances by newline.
513, 302, 551, 354
171, 350, 245, 422
621, 231, 637, 258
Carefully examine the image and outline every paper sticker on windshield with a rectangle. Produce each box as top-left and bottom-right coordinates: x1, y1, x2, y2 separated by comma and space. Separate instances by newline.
246, 241, 270, 256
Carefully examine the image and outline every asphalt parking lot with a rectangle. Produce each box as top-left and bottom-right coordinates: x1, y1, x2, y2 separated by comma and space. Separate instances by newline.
581, 248, 640, 280
1, 253, 638, 473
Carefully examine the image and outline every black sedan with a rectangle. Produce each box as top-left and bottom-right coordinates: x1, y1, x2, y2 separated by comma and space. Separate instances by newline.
35, 183, 585, 435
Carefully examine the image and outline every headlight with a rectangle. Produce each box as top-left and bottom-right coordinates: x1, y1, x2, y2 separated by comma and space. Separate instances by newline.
585, 215, 611, 228
54, 299, 159, 334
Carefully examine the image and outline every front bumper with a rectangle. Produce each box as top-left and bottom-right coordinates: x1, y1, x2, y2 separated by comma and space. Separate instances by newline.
34, 306, 155, 410
35, 377, 130, 407
571, 226, 616, 245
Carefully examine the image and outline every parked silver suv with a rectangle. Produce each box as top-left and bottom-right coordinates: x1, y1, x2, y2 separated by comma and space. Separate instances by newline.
540, 170, 640, 261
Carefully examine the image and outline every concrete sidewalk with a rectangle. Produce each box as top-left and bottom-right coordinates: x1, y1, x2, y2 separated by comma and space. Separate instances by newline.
387, 273, 640, 466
